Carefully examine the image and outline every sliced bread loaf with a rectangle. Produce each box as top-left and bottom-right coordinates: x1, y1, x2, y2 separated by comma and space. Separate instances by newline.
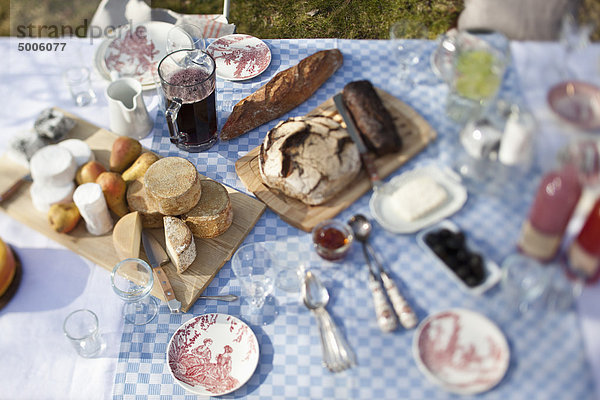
164, 216, 196, 274
182, 180, 233, 238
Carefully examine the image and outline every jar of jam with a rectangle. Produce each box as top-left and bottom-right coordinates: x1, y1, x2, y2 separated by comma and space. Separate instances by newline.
312, 220, 353, 262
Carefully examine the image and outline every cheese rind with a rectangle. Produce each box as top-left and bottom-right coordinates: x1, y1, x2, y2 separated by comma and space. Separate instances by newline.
112, 211, 142, 260
391, 176, 448, 222
126, 178, 164, 228
30, 145, 77, 187
30, 181, 75, 212
73, 183, 114, 235
58, 139, 94, 167
182, 180, 233, 238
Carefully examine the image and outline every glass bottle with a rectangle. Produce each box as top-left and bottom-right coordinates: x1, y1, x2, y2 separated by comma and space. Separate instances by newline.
568, 197, 600, 282
518, 165, 582, 261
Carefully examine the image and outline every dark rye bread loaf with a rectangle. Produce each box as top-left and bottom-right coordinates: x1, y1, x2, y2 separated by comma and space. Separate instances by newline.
220, 49, 343, 140
342, 80, 402, 156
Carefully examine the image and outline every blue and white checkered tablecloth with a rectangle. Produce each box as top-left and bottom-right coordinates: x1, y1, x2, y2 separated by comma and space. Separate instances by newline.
113, 39, 596, 399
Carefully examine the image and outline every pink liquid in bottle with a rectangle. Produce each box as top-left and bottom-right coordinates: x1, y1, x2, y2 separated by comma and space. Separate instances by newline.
568, 197, 600, 282
518, 165, 582, 262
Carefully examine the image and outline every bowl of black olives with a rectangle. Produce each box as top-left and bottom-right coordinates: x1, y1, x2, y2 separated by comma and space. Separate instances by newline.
416, 220, 502, 295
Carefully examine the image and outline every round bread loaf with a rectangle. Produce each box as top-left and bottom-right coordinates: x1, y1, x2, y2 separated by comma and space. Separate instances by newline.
126, 178, 164, 228
182, 180, 233, 238
258, 115, 361, 205
144, 157, 202, 216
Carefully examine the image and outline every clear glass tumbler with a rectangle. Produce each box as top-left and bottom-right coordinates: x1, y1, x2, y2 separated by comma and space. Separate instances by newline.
63, 309, 104, 358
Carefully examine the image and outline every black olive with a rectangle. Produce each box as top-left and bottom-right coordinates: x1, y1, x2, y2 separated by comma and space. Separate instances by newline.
464, 275, 481, 287
455, 265, 470, 279
438, 228, 453, 240
424, 232, 439, 247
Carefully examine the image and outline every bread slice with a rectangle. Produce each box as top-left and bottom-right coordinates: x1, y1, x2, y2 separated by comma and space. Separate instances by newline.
126, 178, 164, 228
164, 216, 196, 274
182, 180, 233, 238
144, 157, 202, 216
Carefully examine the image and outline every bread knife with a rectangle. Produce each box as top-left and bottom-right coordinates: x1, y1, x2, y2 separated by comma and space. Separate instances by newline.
141, 229, 182, 313
333, 93, 381, 185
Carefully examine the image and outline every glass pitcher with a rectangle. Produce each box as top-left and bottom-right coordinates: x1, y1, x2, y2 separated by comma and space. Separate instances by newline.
157, 49, 218, 152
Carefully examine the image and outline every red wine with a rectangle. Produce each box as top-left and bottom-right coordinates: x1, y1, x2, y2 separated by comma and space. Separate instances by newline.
164, 68, 217, 152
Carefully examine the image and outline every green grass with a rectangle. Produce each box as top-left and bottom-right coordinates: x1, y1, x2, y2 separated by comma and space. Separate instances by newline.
1, 0, 598, 41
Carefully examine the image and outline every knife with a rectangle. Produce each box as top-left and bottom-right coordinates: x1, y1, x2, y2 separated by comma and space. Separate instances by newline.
333, 93, 381, 186
141, 229, 182, 313
0, 174, 32, 203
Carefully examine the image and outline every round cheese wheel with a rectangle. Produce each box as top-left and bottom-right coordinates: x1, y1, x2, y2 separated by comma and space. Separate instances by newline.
30, 145, 77, 187
30, 181, 75, 213
58, 139, 94, 167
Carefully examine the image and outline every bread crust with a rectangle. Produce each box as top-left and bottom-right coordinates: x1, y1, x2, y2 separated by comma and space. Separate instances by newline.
258, 115, 360, 205
221, 49, 343, 140
342, 80, 402, 156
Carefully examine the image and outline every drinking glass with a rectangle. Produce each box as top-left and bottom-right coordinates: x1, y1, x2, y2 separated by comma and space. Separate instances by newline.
63, 66, 97, 107
389, 20, 436, 87
166, 23, 206, 53
63, 309, 104, 358
231, 243, 275, 311
446, 30, 509, 124
111, 258, 158, 325
157, 49, 218, 152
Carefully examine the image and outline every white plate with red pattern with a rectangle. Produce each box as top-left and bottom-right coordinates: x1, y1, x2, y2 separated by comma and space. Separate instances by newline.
207, 34, 272, 81
167, 313, 260, 396
413, 309, 510, 395
98, 21, 173, 86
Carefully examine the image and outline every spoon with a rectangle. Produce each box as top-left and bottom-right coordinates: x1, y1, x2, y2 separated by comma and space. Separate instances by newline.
198, 294, 239, 302
349, 214, 418, 330
302, 270, 356, 372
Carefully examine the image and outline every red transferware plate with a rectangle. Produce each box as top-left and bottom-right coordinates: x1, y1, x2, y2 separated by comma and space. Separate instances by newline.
413, 309, 510, 395
547, 81, 600, 131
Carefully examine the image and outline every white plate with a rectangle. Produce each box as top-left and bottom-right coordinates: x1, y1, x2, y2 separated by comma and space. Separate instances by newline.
369, 165, 467, 234
167, 313, 260, 396
416, 219, 502, 295
207, 34, 271, 81
413, 308, 510, 395
98, 21, 173, 86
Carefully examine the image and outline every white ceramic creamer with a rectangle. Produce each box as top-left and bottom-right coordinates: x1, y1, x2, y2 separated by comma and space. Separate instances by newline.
106, 77, 152, 140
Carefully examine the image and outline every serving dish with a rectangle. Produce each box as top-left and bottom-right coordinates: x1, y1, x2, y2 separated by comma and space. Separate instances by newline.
0, 108, 266, 313
235, 87, 437, 232
547, 80, 600, 131
413, 308, 510, 395
370, 165, 467, 234
207, 34, 272, 81
416, 219, 502, 295
168, 313, 259, 396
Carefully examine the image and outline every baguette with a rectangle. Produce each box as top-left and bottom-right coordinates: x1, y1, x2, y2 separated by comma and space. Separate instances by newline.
221, 49, 344, 140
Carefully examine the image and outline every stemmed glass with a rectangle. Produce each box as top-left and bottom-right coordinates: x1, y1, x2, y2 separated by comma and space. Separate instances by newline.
560, 12, 594, 79
389, 20, 436, 87
231, 243, 275, 317
166, 24, 206, 54
111, 258, 158, 325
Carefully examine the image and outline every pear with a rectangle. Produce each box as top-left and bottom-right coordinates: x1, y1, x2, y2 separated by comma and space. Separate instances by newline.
109, 137, 142, 172
121, 152, 159, 183
76, 161, 107, 185
96, 172, 128, 217
48, 202, 81, 233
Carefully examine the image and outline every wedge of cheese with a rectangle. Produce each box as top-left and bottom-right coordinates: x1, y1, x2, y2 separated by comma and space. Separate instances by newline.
391, 176, 448, 222
112, 211, 142, 260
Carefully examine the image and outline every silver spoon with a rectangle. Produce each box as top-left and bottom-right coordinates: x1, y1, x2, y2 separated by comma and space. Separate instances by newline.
198, 294, 238, 302
302, 270, 356, 372
349, 214, 417, 330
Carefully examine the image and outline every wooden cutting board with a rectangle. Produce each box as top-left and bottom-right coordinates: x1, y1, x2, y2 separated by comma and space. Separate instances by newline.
0, 109, 266, 313
235, 88, 437, 232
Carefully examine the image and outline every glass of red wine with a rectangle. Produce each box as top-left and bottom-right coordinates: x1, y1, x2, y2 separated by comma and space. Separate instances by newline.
157, 49, 218, 152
